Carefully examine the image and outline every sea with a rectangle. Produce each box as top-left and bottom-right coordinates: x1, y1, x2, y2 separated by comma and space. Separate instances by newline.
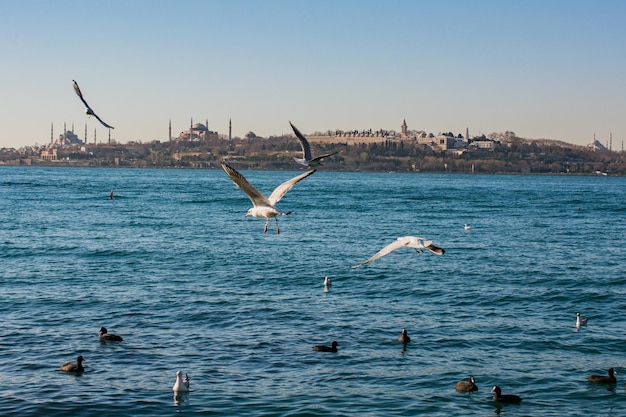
0, 166, 624, 417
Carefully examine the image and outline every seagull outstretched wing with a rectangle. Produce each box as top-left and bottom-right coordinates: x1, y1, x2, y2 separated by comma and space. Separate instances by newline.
72, 80, 114, 129
351, 236, 444, 268
290, 121, 339, 167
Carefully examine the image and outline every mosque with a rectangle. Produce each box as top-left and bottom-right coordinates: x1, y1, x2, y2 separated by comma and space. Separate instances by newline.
172, 118, 220, 141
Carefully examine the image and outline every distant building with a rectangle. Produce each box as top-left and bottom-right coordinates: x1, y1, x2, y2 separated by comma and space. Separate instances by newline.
587, 134, 608, 151
177, 122, 218, 141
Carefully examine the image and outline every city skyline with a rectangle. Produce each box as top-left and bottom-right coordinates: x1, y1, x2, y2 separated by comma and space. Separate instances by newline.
1, 1, 625, 149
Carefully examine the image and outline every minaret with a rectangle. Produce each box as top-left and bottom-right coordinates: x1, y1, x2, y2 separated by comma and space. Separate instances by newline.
610, 132, 612, 151
229, 118, 232, 140
94, 128, 97, 144
50, 122, 54, 144
84, 123, 88, 144
466, 127, 469, 141
168, 119, 172, 141
63, 122, 67, 143
401, 119, 408, 137
190, 117, 193, 140
108, 128, 111, 145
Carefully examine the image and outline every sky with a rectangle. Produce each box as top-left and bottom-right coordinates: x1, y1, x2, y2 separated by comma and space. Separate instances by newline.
1, 0, 625, 149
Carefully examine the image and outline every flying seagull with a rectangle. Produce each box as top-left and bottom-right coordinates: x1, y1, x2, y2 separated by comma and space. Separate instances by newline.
351, 236, 444, 268
220, 161, 315, 234
290, 121, 339, 167
72, 80, 114, 129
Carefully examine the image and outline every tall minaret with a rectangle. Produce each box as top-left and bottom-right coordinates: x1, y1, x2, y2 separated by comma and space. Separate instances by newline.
169, 119, 172, 141
401, 119, 408, 137
63, 122, 67, 143
108, 128, 111, 145
610, 132, 613, 151
94, 128, 97, 144
466, 127, 469, 141
50, 122, 54, 144
229, 118, 232, 140
190, 117, 193, 140
84, 123, 88, 144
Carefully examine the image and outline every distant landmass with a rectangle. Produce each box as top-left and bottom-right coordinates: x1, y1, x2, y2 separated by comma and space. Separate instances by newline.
1, 128, 624, 175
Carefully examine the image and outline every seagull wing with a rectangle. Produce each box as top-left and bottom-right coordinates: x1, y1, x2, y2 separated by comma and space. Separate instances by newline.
268, 169, 316, 205
221, 161, 272, 207
351, 237, 408, 268
92, 112, 115, 129
309, 150, 340, 165
290, 121, 312, 161
72, 80, 91, 108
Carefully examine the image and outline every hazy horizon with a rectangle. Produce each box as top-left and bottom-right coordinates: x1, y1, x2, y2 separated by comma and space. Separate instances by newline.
1, 0, 625, 149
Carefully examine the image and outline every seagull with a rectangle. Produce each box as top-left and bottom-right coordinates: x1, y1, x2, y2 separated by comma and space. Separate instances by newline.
60, 355, 84, 373
99, 327, 123, 342
173, 371, 190, 392
351, 236, 445, 268
290, 121, 339, 167
72, 80, 114, 129
220, 161, 315, 234
464, 224, 471, 231
576, 312, 588, 328
323, 276, 331, 287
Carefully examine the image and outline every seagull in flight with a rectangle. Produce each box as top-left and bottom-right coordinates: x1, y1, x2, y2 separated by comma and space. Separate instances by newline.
220, 161, 315, 234
351, 236, 445, 268
72, 80, 114, 129
290, 121, 339, 167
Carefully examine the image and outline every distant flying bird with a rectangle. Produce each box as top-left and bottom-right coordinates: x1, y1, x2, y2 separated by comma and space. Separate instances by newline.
173, 371, 190, 392
351, 236, 445, 268
220, 161, 315, 234
72, 80, 114, 129
290, 121, 339, 167
576, 312, 588, 328
464, 224, 471, 231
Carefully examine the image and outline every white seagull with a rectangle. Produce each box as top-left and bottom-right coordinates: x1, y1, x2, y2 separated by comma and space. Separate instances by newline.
172, 371, 190, 392
464, 224, 471, 231
290, 121, 339, 167
72, 80, 114, 129
576, 312, 588, 327
351, 236, 445, 268
220, 161, 315, 234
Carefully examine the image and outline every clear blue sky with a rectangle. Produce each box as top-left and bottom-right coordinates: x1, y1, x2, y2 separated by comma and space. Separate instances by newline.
1, 0, 624, 149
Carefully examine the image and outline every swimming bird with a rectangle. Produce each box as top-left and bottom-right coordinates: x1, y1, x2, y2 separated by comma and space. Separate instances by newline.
464, 224, 471, 231
72, 80, 114, 129
290, 122, 339, 167
99, 327, 123, 342
455, 376, 478, 392
587, 368, 616, 384
60, 355, 84, 373
491, 385, 522, 403
220, 161, 315, 234
313, 341, 338, 352
173, 371, 190, 392
398, 329, 411, 343
351, 236, 444, 268
323, 276, 331, 288
576, 312, 588, 328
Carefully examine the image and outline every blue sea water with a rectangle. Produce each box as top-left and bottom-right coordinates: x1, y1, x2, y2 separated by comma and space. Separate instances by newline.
0, 166, 625, 416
